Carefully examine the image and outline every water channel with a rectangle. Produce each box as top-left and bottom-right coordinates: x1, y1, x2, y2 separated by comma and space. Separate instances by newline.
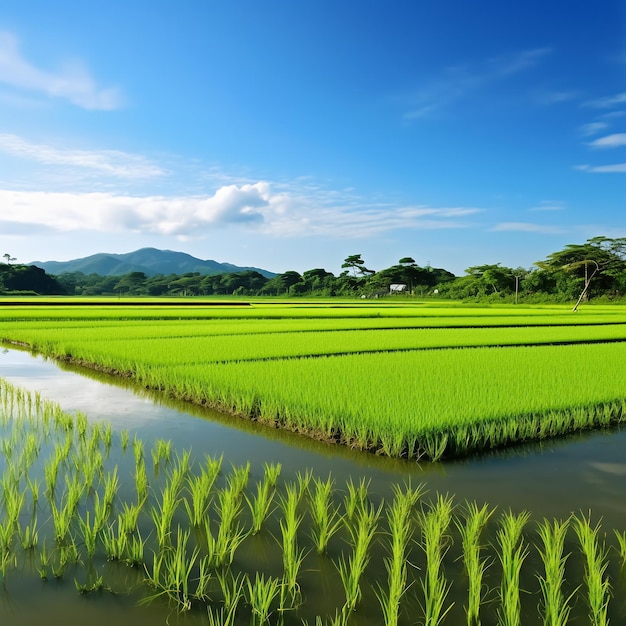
1, 345, 625, 625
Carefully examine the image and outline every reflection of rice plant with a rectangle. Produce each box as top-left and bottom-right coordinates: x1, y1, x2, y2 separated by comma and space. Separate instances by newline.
456, 501, 494, 626
574, 514, 611, 626
496, 510, 530, 626
419, 494, 454, 626
536, 518, 576, 626
309, 476, 343, 555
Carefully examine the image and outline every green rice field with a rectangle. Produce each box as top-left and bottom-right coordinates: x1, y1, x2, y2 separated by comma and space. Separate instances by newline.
1, 379, 625, 625
1, 298, 625, 460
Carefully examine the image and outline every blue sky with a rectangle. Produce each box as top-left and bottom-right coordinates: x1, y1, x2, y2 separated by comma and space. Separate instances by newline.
0, 1, 624, 276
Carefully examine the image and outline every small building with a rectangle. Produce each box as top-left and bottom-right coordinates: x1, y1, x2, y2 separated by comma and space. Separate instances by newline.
389, 283, 407, 294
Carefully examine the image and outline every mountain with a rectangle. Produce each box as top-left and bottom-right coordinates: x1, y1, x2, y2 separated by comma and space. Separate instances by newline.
30, 248, 277, 278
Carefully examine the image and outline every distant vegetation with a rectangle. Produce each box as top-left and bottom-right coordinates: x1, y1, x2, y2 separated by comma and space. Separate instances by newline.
2, 236, 625, 302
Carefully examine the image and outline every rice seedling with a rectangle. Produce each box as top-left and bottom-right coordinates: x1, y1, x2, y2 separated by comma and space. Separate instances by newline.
418, 494, 455, 626
573, 514, 611, 626
496, 510, 530, 626
102, 467, 119, 510
246, 572, 281, 626
1, 476, 25, 527
0, 519, 16, 577
50, 497, 75, 545
227, 461, 250, 496
151, 438, 171, 468
144, 526, 199, 611
615, 529, 626, 568
135, 455, 149, 503
343, 477, 370, 523
308, 475, 343, 554
78, 510, 98, 558
536, 518, 576, 626
337, 496, 382, 613
376, 483, 425, 626
123, 529, 146, 567
206, 605, 238, 626
279, 482, 307, 606
120, 428, 129, 451
184, 469, 217, 528
119, 499, 144, 535
217, 570, 246, 617
213, 482, 248, 568
92, 491, 110, 533
18, 514, 39, 550
456, 501, 494, 626
263, 461, 281, 487
151, 481, 181, 550
74, 574, 105, 594
246, 475, 276, 535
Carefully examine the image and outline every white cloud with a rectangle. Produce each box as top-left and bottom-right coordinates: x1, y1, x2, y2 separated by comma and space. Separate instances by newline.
0, 133, 164, 179
0, 31, 122, 109
583, 92, 626, 109
403, 48, 551, 119
587, 133, 626, 149
579, 122, 608, 136
0, 185, 483, 239
491, 222, 566, 234
576, 163, 626, 173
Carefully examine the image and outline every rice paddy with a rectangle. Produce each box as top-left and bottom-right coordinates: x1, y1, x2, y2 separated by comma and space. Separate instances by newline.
1, 299, 626, 460
1, 378, 626, 625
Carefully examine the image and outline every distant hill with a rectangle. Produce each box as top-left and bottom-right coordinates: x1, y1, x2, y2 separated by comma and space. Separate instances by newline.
30, 248, 277, 278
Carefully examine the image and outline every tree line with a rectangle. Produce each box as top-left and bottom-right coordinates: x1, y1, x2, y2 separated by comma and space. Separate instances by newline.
2, 236, 626, 303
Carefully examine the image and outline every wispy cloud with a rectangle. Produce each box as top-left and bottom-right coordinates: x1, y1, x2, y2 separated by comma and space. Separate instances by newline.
0, 134, 164, 179
583, 92, 626, 109
576, 163, 626, 173
0, 185, 484, 239
403, 48, 551, 120
587, 133, 626, 149
579, 122, 608, 137
0, 31, 122, 109
529, 200, 566, 212
491, 222, 566, 234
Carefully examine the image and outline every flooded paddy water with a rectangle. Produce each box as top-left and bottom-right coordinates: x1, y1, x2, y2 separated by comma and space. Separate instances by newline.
1, 345, 625, 625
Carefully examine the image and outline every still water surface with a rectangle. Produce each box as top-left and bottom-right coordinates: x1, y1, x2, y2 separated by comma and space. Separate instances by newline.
1, 346, 625, 625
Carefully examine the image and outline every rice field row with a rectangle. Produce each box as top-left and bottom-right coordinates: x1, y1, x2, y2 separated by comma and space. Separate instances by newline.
2, 299, 626, 322
1, 380, 625, 625
4, 311, 626, 342
2, 301, 626, 459
5, 324, 626, 372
